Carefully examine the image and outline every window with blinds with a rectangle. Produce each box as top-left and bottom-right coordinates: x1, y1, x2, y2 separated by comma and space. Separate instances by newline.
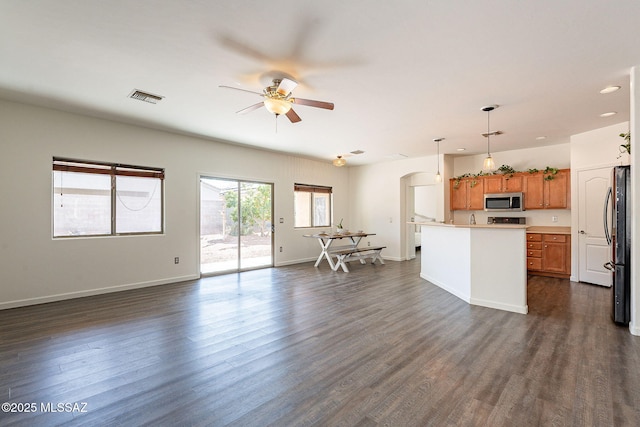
53, 158, 164, 237
294, 184, 332, 228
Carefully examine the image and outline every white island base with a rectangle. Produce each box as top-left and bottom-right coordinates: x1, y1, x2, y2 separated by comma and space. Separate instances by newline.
417, 223, 528, 314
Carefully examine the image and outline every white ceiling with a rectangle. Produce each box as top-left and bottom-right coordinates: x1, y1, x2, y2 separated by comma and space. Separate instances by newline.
1, 1, 639, 166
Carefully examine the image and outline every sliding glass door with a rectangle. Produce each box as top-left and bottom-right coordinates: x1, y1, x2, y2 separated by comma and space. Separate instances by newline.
200, 177, 273, 275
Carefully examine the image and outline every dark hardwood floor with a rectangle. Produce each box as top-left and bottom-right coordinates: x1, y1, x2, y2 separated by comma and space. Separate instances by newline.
1, 259, 639, 426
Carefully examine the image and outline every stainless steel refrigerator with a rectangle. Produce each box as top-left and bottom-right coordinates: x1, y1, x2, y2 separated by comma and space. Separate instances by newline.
604, 165, 631, 325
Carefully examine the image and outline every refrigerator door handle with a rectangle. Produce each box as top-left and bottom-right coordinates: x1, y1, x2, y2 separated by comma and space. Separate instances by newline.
603, 186, 612, 245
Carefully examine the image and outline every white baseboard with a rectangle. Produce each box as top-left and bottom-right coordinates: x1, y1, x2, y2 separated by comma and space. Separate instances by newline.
275, 257, 317, 267
470, 297, 528, 315
421, 273, 527, 314
0, 274, 199, 311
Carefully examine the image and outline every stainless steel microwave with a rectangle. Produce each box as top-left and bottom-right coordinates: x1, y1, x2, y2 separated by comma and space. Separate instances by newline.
484, 192, 524, 211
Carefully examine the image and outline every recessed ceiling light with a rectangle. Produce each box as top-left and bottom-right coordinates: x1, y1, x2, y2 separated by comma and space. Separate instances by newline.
456, 148, 466, 152
600, 111, 617, 117
536, 136, 547, 140
600, 86, 621, 94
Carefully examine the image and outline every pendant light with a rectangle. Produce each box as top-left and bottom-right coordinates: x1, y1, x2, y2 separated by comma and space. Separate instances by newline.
433, 138, 444, 182
481, 105, 498, 172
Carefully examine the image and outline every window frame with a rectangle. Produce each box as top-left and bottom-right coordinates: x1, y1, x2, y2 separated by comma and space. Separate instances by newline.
293, 183, 333, 228
52, 157, 165, 238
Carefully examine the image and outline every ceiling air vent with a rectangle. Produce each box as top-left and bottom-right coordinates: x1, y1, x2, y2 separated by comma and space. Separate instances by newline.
129, 89, 164, 104
350, 150, 365, 155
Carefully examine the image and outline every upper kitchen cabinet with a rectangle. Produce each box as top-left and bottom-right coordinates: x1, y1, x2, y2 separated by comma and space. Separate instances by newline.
523, 169, 570, 209
450, 178, 484, 210
484, 174, 523, 193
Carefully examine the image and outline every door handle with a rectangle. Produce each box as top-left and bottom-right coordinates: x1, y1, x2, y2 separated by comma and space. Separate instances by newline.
579, 230, 586, 235
603, 261, 615, 271
604, 186, 612, 245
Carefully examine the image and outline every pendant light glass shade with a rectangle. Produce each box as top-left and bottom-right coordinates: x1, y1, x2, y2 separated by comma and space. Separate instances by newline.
483, 155, 495, 172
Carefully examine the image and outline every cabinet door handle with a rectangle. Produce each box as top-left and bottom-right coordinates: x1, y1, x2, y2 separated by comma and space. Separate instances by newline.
544, 245, 548, 248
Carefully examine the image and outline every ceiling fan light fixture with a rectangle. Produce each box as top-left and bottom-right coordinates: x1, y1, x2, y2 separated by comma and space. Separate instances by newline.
264, 98, 292, 115
333, 156, 347, 167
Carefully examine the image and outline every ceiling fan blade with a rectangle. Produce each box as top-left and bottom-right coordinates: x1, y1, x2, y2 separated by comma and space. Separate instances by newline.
219, 85, 263, 96
236, 102, 264, 114
292, 97, 334, 110
276, 78, 298, 96
285, 108, 302, 123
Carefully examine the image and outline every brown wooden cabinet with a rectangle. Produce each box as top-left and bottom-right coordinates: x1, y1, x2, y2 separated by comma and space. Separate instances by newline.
450, 178, 484, 210
545, 169, 570, 209
526, 232, 570, 278
523, 169, 570, 209
450, 168, 570, 211
484, 174, 523, 193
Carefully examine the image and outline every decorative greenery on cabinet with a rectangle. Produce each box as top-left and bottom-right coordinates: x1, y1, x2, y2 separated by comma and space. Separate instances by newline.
452, 164, 562, 184
619, 132, 630, 156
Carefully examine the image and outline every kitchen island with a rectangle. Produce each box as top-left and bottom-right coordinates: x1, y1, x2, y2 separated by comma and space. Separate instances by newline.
412, 222, 528, 314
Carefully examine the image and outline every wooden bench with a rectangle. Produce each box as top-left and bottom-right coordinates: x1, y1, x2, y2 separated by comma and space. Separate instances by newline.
328, 246, 386, 272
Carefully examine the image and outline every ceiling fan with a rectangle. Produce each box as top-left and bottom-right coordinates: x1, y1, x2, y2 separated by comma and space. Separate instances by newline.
219, 78, 334, 123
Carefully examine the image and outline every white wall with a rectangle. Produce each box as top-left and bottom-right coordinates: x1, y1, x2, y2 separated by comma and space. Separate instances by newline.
348, 155, 443, 261
452, 143, 572, 175
414, 185, 437, 221
570, 122, 630, 169
0, 99, 349, 309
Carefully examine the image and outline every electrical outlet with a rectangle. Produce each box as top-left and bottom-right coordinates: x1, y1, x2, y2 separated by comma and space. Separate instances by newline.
279, 246, 283, 252
174, 257, 179, 264
551, 216, 558, 223
368, 241, 371, 246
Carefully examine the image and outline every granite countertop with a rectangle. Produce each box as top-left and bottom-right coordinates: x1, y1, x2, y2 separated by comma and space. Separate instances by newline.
526, 226, 571, 234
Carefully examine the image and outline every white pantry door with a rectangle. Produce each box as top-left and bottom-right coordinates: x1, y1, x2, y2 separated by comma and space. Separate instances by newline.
577, 167, 612, 286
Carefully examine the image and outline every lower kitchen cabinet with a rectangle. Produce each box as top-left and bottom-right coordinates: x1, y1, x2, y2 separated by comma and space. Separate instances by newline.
526, 233, 571, 278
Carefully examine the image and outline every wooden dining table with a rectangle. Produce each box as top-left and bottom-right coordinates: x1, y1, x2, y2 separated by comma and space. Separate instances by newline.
303, 232, 375, 271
